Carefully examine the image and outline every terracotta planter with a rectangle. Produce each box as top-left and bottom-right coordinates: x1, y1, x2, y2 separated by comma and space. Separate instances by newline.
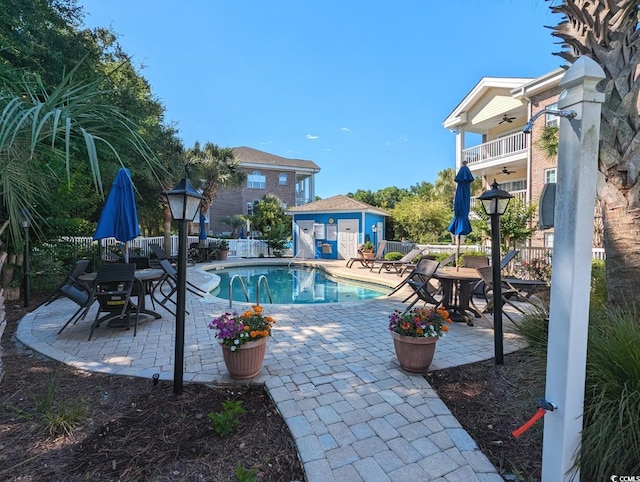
390, 331, 438, 373
361, 252, 374, 259
221, 337, 268, 379
218, 250, 229, 261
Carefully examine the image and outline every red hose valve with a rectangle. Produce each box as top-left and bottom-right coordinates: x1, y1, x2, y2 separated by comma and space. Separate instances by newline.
512, 398, 557, 438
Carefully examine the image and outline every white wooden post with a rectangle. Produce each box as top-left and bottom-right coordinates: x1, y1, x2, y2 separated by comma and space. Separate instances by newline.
542, 56, 605, 481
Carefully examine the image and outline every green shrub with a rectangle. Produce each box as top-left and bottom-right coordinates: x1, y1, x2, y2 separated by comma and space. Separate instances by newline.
208, 400, 246, 437
578, 306, 640, 479
384, 252, 404, 261
590, 258, 607, 311
513, 305, 549, 357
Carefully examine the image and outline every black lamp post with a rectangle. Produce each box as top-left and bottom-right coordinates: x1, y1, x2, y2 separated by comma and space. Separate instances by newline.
479, 180, 512, 365
371, 225, 378, 247
167, 176, 203, 395
21, 210, 30, 308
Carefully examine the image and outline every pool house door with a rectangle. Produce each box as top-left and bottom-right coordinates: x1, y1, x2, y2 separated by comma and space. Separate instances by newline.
296, 221, 315, 259
337, 219, 358, 260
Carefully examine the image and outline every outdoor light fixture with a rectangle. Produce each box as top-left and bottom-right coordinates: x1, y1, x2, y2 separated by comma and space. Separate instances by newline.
21, 209, 31, 308
371, 225, 378, 247
167, 175, 203, 395
479, 180, 513, 365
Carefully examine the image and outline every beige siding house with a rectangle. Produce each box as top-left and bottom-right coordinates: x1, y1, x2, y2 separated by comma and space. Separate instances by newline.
443, 68, 566, 248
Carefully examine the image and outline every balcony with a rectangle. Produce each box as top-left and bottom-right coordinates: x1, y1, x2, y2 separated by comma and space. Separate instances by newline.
463, 132, 528, 166
471, 189, 528, 209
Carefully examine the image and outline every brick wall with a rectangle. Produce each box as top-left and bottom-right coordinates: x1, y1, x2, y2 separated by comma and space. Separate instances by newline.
529, 87, 562, 247
208, 167, 297, 235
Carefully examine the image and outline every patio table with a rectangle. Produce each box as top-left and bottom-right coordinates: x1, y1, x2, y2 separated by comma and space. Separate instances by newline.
434, 267, 483, 326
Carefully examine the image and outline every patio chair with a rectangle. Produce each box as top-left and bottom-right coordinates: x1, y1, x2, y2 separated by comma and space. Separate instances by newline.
154, 259, 206, 301
150, 243, 197, 267
461, 254, 490, 269
476, 266, 538, 324
89, 263, 140, 340
43, 260, 94, 335
346, 240, 387, 268
369, 248, 424, 274
400, 258, 442, 312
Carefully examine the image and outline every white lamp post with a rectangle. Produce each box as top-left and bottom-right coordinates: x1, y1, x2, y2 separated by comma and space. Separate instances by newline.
167, 176, 203, 395
479, 180, 512, 365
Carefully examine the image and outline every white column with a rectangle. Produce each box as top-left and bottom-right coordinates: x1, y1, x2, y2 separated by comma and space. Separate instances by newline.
455, 128, 465, 169
542, 56, 605, 481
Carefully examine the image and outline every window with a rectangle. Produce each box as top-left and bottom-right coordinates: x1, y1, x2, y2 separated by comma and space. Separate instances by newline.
499, 180, 527, 192
545, 102, 559, 128
545, 168, 557, 184
279, 173, 287, 185
247, 202, 253, 215
544, 232, 554, 248
247, 171, 266, 189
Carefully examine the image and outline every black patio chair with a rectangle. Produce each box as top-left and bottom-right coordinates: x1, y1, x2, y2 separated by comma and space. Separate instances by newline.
151, 260, 205, 314
401, 258, 442, 313
476, 266, 537, 324
43, 260, 93, 335
89, 263, 140, 340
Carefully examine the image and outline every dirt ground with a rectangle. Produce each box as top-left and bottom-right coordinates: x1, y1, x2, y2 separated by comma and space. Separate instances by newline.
1, 296, 543, 481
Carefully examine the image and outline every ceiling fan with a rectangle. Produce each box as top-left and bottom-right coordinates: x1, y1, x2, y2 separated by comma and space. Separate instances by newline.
499, 114, 516, 124
502, 166, 516, 175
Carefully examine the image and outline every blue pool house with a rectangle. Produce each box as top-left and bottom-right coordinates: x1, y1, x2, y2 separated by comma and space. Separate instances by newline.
286, 195, 389, 260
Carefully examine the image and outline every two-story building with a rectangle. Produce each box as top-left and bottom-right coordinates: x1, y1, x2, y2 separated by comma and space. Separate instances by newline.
443, 68, 567, 248
206, 146, 320, 235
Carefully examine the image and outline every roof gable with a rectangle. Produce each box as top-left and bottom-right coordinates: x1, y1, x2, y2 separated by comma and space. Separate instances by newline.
232, 146, 320, 172
286, 195, 390, 216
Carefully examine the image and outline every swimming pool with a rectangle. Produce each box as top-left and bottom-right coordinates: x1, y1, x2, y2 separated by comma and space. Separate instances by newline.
208, 265, 390, 304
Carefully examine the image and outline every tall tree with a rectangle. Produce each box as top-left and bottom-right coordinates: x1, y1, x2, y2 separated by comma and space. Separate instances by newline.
549, 0, 640, 305
186, 142, 246, 230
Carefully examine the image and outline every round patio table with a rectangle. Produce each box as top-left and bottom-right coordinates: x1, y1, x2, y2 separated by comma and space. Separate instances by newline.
434, 267, 482, 326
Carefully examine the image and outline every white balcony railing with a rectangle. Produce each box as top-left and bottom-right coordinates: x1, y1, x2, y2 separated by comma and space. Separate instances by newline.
471, 189, 528, 209
463, 132, 528, 165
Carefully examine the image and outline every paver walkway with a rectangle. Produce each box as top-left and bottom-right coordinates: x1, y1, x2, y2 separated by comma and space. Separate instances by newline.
16, 259, 526, 481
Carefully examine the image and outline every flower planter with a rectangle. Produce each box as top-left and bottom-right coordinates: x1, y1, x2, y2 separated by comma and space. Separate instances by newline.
221, 337, 268, 379
218, 250, 229, 261
361, 252, 374, 259
390, 331, 438, 373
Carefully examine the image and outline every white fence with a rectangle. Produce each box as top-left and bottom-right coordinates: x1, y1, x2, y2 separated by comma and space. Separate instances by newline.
385, 240, 605, 262
67, 236, 274, 259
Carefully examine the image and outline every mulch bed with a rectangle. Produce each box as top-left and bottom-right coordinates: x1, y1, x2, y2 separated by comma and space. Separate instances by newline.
0, 296, 305, 482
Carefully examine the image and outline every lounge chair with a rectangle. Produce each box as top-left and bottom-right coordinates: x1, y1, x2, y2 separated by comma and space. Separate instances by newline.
369, 248, 424, 274
346, 240, 387, 268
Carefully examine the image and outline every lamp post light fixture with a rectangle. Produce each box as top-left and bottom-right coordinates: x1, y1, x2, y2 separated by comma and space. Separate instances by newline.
21, 209, 31, 308
167, 175, 203, 395
478, 180, 512, 365
371, 224, 378, 247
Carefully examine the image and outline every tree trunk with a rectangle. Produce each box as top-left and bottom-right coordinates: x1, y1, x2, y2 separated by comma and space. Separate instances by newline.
163, 203, 173, 254
550, 0, 640, 307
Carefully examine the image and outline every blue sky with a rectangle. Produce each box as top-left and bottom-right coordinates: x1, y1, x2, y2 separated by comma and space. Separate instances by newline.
80, 1, 562, 199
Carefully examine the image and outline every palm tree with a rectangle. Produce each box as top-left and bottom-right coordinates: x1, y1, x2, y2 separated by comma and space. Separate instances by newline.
550, 0, 639, 305
220, 214, 246, 238
186, 142, 246, 234
0, 63, 161, 252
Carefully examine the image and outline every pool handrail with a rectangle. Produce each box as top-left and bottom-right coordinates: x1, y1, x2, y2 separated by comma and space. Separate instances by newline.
228, 274, 249, 308
256, 275, 273, 305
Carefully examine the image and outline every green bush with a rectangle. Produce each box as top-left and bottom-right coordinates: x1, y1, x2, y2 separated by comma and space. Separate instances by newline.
590, 258, 607, 311
578, 306, 640, 479
384, 252, 404, 261
513, 305, 549, 357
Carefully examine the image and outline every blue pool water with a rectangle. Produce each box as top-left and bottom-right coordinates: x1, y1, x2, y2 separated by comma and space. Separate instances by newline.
208, 265, 389, 304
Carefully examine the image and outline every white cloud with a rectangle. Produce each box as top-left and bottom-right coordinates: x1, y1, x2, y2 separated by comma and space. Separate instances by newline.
340, 127, 351, 133
306, 134, 319, 140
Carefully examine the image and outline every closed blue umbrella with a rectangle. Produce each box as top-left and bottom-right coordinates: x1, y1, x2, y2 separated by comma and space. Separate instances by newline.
199, 214, 208, 240
448, 164, 474, 270
93, 168, 140, 262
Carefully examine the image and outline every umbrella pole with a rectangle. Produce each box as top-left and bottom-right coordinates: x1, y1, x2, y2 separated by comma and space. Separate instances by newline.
456, 236, 461, 271
124, 241, 129, 263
